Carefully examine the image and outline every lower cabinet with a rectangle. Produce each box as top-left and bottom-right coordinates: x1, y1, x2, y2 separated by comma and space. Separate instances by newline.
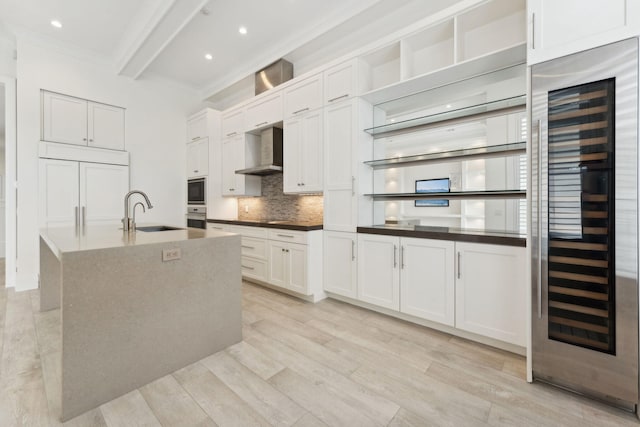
208, 224, 323, 299
323, 231, 357, 298
354, 232, 526, 346
455, 242, 526, 346
356, 234, 454, 323
268, 240, 307, 294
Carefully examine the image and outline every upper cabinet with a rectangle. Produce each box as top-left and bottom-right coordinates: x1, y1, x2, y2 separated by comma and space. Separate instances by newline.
187, 111, 208, 142
528, 0, 640, 65
283, 109, 323, 194
283, 74, 323, 118
323, 59, 363, 105
42, 91, 125, 151
221, 107, 245, 138
244, 91, 283, 132
186, 138, 208, 178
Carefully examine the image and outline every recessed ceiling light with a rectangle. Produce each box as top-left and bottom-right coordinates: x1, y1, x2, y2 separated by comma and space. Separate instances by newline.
446, 104, 452, 108
204, 53, 213, 61
238, 26, 247, 35
51, 20, 62, 28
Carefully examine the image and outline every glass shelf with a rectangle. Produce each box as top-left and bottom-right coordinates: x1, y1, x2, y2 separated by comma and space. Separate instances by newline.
365, 190, 526, 201
365, 94, 526, 138
364, 142, 525, 169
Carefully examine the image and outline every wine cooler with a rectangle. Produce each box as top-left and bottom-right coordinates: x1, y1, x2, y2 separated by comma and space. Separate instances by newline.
532, 38, 638, 410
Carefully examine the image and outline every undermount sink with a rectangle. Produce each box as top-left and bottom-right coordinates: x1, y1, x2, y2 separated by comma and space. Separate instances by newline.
136, 226, 184, 232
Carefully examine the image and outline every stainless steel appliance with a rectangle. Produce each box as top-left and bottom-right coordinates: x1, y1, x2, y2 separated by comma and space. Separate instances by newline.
235, 127, 283, 175
187, 178, 206, 205
255, 59, 293, 95
531, 38, 638, 410
186, 206, 207, 229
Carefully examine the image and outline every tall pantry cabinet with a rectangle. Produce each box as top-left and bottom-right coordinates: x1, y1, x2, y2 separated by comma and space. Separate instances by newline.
322, 59, 372, 299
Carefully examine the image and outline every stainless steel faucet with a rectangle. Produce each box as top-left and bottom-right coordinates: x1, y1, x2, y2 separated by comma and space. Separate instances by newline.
132, 202, 146, 230
123, 190, 153, 232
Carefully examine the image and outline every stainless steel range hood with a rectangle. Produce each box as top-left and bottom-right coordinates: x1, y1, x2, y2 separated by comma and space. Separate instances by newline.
236, 127, 283, 176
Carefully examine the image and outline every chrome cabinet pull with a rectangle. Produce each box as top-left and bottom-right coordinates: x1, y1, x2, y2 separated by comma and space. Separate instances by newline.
532, 13, 536, 50
328, 94, 349, 103
242, 265, 255, 270
400, 246, 405, 269
293, 107, 309, 115
277, 234, 294, 238
457, 252, 461, 279
351, 176, 355, 196
82, 206, 86, 228
255, 121, 268, 128
351, 240, 355, 261
74, 206, 79, 229
226, 131, 237, 137
393, 245, 398, 268
241, 245, 255, 249
191, 136, 199, 140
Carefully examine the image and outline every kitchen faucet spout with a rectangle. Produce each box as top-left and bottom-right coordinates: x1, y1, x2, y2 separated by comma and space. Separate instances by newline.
123, 190, 153, 232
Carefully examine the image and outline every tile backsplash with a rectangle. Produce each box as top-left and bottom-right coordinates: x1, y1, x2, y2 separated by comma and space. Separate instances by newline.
237, 173, 323, 222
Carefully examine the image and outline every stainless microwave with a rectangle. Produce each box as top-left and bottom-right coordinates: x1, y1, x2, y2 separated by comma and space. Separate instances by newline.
187, 178, 206, 205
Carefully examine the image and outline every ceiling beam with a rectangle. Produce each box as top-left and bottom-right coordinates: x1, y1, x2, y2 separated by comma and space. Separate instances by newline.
116, 0, 209, 79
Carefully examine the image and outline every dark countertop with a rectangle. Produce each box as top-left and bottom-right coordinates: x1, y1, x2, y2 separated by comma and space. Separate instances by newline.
207, 218, 323, 231
357, 224, 526, 247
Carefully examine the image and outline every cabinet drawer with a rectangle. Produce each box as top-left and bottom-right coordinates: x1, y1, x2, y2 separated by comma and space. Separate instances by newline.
284, 74, 323, 118
241, 237, 267, 259
235, 225, 269, 239
241, 257, 268, 281
245, 92, 283, 131
208, 223, 229, 232
268, 229, 307, 244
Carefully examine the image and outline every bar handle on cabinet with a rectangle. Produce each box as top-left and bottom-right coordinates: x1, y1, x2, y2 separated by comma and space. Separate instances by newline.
393, 245, 398, 268
532, 13, 536, 50
241, 245, 254, 249
400, 245, 405, 269
277, 234, 294, 238
292, 107, 309, 115
352, 176, 355, 196
328, 94, 349, 103
457, 251, 461, 279
242, 265, 255, 270
74, 206, 79, 230
537, 119, 543, 319
351, 240, 355, 261
255, 121, 268, 128
226, 132, 238, 137
82, 206, 86, 229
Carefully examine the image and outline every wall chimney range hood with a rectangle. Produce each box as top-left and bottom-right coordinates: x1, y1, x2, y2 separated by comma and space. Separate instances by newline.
235, 127, 283, 176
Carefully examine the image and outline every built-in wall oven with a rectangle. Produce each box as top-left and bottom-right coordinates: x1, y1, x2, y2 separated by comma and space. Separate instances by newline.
187, 206, 207, 229
187, 178, 206, 205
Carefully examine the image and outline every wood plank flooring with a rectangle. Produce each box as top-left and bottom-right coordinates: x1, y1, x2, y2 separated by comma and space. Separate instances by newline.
0, 274, 638, 426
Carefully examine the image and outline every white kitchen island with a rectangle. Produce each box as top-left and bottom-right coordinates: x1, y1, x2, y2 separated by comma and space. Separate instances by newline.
39, 225, 242, 421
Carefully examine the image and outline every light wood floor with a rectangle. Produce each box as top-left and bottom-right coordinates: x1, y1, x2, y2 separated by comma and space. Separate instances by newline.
0, 275, 638, 426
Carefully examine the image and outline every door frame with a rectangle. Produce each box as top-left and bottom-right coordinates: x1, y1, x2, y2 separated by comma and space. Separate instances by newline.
0, 75, 16, 288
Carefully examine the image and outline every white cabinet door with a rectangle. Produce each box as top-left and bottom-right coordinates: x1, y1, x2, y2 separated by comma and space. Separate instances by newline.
79, 163, 129, 227
38, 159, 80, 227
357, 234, 400, 310
221, 108, 244, 138
42, 92, 88, 146
187, 138, 209, 178
455, 242, 526, 346
400, 238, 455, 326
284, 74, 322, 118
528, 0, 640, 64
324, 59, 359, 104
283, 109, 323, 194
268, 241, 288, 288
245, 91, 283, 132
88, 102, 125, 150
324, 100, 357, 231
187, 111, 208, 142
221, 136, 260, 196
323, 231, 357, 298
287, 243, 308, 294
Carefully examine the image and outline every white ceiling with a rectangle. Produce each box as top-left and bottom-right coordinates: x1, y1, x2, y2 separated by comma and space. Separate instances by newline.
0, 0, 463, 101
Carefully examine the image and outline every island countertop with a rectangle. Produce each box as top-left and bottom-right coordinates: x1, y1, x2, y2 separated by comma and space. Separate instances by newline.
40, 225, 232, 257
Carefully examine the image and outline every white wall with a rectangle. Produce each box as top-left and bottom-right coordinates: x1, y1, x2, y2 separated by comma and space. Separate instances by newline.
0, 36, 16, 77
16, 38, 202, 291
